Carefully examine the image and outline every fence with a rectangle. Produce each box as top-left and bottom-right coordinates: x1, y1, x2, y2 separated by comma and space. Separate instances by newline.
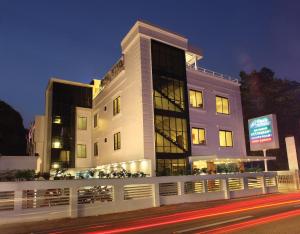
277, 170, 300, 191
0, 172, 277, 225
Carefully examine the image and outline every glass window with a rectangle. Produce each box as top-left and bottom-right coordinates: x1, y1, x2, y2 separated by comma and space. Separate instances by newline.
77, 144, 86, 158
77, 117, 87, 130
189, 90, 203, 108
113, 96, 120, 115
94, 142, 98, 156
114, 132, 121, 150
216, 96, 230, 114
219, 130, 233, 147
94, 114, 98, 128
192, 128, 206, 145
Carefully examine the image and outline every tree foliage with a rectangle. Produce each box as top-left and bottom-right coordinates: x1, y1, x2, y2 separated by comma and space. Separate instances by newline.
0, 100, 27, 155
240, 67, 300, 170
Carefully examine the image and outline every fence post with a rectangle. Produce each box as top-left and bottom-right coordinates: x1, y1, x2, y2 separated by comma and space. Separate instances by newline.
203, 179, 208, 193
178, 181, 184, 196
243, 177, 248, 190
14, 190, 23, 211
261, 176, 267, 194
69, 187, 78, 218
222, 178, 230, 199
152, 183, 160, 207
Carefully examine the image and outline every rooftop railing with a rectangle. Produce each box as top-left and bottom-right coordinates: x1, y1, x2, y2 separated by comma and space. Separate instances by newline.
186, 63, 239, 83
101, 56, 125, 87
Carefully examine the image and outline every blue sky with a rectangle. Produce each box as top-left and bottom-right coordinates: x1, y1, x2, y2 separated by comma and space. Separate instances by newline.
0, 0, 299, 127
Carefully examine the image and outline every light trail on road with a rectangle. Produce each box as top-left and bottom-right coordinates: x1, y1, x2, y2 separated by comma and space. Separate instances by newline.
82, 193, 300, 234
198, 208, 300, 234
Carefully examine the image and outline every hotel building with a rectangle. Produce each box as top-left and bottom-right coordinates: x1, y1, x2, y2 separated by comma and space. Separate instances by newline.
31, 21, 262, 176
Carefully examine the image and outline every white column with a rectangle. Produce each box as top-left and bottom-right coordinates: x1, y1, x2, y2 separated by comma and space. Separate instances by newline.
261, 176, 267, 194
14, 190, 23, 211
69, 187, 78, 218
152, 183, 160, 207
222, 178, 230, 199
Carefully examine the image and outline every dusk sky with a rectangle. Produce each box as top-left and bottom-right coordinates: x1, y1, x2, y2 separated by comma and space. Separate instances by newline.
0, 0, 299, 127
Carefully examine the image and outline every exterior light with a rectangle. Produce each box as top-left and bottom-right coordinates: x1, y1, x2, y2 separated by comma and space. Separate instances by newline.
52, 162, 60, 169
52, 141, 61, 149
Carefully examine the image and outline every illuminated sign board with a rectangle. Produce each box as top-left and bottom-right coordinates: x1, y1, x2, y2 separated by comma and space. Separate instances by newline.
248, 114, 279, 151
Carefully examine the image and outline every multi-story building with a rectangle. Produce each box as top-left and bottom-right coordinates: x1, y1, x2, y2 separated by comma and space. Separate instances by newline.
32, 20, 265, 176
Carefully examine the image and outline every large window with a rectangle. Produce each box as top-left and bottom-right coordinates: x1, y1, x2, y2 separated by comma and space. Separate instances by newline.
216, 96, 230, 114
114, 132, 121, 150
192, 128, 206, 145
94, 114, 98, 128
77, 117, 87, 130
154, 76, 185, 112
155, 115, 187, 153
94, 142, 98, 156
189, 90, 203, 108
113, 96, 120, 116
219, 130, 233, 147
77, 144, 86, 158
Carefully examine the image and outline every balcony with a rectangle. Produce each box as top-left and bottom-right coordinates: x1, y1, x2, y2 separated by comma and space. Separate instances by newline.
186, 63, 239, 84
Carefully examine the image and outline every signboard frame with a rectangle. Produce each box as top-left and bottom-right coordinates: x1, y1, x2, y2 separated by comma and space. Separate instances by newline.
248, 114, 279, 152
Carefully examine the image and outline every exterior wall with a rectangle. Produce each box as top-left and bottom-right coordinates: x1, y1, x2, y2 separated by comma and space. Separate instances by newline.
33, 116, 45, 171
139, 36, 156, 174
75, 107, 92, 168
92, 36, 145, 168
187, 69, 247, 158
0, 156, 38, 171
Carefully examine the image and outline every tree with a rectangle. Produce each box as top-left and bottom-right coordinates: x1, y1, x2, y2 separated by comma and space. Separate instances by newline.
240, 68, 300, 170
0, 100, 27, 155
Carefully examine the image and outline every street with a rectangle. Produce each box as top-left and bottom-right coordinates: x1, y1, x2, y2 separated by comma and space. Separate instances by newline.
1, 192, 300, 234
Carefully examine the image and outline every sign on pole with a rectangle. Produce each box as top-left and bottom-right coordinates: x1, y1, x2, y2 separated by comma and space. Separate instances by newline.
248, 114, 279, 151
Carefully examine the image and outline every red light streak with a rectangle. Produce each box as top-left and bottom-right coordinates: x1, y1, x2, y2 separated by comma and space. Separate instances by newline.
85, 193, 300, 234
198, 209, 300, 234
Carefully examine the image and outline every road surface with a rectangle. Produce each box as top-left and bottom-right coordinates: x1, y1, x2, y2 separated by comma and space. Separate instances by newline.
1, 192, 300, 234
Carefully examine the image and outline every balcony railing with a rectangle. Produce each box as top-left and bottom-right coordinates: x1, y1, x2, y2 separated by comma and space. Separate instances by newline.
101, 56, 125, 87
186, 63, 239, 83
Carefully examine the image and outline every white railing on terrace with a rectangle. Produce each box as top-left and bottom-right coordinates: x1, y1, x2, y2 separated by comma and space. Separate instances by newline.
186, 63, 239, 83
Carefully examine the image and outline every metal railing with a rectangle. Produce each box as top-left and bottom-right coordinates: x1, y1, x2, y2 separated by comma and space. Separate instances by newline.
186, 63, 239, 83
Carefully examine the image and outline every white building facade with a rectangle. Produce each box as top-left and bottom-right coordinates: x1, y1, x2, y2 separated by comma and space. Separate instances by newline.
32, 21, 264, 176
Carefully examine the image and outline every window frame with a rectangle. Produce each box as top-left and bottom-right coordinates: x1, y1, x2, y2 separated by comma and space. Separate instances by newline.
77, 116, 87, 130
113, 132, 121, 150
113, 96, 121, 116
219, 130, 233, 147
189, 89, 204, 109
216, 96, 230, 115
77, 144, 87, 158
191, 127, 206, 145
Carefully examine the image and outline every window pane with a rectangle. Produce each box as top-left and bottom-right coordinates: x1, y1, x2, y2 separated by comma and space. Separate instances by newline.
192, 128, 199, 144
219, 131, 226, 147
77, 117, 87, 130
216, 97, 223, 113
189, 90, 196, 107
114, 132, 121, 150
226, 131, 233, 146
223, 98, 229, 114
113, 97, 120, 115
199, 129, 206, 144
94, 114, 98, 128
77, 144, 86, 158
94, 142, 98, 156
195, 91, 203, 107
